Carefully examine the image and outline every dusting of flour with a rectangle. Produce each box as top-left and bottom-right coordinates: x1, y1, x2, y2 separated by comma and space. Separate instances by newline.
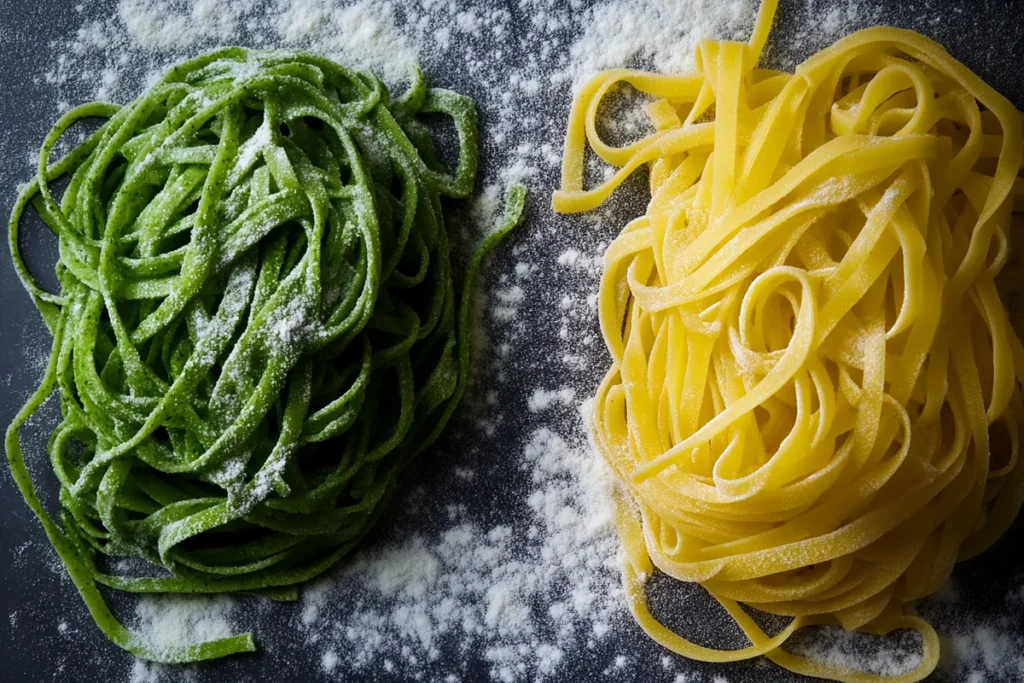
298, 419, 622, 681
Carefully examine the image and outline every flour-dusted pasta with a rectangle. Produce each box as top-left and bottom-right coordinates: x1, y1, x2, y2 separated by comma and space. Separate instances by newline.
7, 48, 525, 663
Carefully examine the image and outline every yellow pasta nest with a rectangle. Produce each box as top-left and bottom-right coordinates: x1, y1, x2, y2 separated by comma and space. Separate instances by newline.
553, 0, 1024, 680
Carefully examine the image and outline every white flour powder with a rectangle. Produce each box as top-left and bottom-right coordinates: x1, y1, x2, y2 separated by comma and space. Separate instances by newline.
296, 421, 622, 681
566, 0, 756, 89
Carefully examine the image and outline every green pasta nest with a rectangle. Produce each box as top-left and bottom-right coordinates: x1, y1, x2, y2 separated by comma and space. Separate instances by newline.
7, 48, 524, 662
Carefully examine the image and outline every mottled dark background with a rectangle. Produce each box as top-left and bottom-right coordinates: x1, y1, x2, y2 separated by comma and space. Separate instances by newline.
2, 1, 1023, 681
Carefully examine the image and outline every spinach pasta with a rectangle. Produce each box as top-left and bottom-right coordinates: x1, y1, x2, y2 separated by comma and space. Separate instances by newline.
6, 48, 524, 663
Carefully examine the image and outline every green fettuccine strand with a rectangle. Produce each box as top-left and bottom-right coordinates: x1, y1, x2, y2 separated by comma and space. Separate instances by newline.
6, 47, 526, 663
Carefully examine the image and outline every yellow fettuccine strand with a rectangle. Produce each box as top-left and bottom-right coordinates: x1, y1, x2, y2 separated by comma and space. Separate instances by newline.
553, 0, 1024, 680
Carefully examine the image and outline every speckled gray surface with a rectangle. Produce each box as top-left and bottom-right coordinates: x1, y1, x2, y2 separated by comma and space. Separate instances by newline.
2, 1, 1024, 682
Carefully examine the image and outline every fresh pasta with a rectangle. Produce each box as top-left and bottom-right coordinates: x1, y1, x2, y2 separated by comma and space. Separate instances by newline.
553, 0, 1024, 680
7, 48, 524, 663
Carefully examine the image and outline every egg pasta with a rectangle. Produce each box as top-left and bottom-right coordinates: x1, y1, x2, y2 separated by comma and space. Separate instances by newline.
554, 0, 1024, 680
